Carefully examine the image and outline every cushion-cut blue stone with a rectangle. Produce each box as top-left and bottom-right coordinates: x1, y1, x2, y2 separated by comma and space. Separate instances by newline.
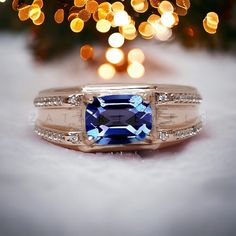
85, 95, 152, 145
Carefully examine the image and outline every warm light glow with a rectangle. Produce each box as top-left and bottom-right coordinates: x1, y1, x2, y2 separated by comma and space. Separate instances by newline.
127, 62, 145, 79
18, 5, 30, 21
96, 19, 111, 33
33, 0, 44, 9
112, 1, 124, 12
78, 9, 91, 22
105, 48, 124, 65
29, 4, 41, 21
54, 9, 64, 24
12, 0, 218, 79
175, 6, 187, 16
148, 14, 160, 25
131, 0, 145, 11
138, 21, 154, 39
149, 0, 159, 8
176, 0, 190, 10
0, 0, 6, 3
161, 12, 176, 28
120, 24, 137, 40
154, 21, 172, 41
113, 11, 129, 26
33, 12, 45, 25
85, 0, 98, 13
108, 33, 125, 48
158, 1, 174, 14
97, 9, 107, 20
99, 2, 112, 13
206, 12, 219, 29
128, 48, 145, 64
74, 0, 87, 8
70, 18, 84, 33
98, 63, 116, 80
131, 0, 148, 13
203, 12, 219, 34
80, 44, 94, 60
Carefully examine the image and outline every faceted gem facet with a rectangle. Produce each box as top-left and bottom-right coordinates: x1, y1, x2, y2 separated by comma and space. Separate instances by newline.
85, 95, 152, 145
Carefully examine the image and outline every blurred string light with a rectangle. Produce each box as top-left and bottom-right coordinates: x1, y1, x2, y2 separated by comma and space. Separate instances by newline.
128, 48, 145, 64
127, 48, 145, 79
98, 63, 116, 80
127, 62, 145, 79
12, 0, 219, 79
203, 12, 219, 34
105, 48, 124, 65
108, 33, 125, 48
80, 44, 94, 61
54, 9, 64, 24
96, 47, 146, 80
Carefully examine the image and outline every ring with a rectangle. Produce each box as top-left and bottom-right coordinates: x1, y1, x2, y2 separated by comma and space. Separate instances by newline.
33, 84, 203, 152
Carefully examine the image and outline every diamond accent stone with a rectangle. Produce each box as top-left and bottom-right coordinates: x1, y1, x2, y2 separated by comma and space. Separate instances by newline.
35, 126, 81, 145
67, 94, 81, 106
155, 92, 202, 104
68, 133, 80, 144
158, 93, 169, 103
159, 131, 169, 141
34, 96, 63, 107
174, 122, 202, 139
85, 95, 152, 145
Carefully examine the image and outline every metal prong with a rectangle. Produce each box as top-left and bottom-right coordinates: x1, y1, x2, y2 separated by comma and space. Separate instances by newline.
144, 134, 153, 144
83, 94, 94, 104
86, 135, 96, 146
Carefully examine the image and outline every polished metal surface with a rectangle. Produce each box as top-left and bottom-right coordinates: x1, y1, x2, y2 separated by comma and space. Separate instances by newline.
34, 84, 203, 152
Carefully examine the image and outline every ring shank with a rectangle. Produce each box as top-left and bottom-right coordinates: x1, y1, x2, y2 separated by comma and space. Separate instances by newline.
34, 84, 203, 152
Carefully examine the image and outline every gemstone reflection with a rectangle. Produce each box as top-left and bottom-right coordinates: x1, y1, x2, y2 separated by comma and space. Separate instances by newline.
85, 94, 152, 145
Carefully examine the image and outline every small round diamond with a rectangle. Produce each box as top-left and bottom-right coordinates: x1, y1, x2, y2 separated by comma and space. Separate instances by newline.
159, 131, 169, 141
68, 133, 79, 144
158, 93, 169, 103
68, 95, 81, 106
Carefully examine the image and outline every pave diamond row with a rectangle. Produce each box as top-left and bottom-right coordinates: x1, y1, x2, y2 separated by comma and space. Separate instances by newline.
34, 96, 64, 107
156, 93, 202, 104
35, 121, 202, 146
35, 126, 81, 145
34, 94, 82, 107
34, 92, 201, 108
158, 122, 203, 142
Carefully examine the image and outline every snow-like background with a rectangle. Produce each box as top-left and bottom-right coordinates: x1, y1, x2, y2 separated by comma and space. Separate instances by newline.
0, 33, 236, 236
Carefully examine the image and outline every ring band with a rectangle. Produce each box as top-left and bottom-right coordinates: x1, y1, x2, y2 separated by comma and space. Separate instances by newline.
33, 84, 203, 152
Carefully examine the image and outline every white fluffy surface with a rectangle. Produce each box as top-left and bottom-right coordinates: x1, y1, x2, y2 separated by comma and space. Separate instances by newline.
0, 34, 236, 236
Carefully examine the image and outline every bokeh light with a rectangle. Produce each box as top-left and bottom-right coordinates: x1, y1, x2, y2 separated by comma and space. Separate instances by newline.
113, 10, 129, 26
203, 12, 219, 34
108, 33, 125, 48
128, 48, 145, 64
54, 9, 64, 24
70, 17, 84, 33
127, 62, 145, 79
80, 44, 94, 61
98, 63, 116, 79
105, 48, 124, 65
96, 19, 111, 33
160, 12, 176, 28
11, 0, 221, 79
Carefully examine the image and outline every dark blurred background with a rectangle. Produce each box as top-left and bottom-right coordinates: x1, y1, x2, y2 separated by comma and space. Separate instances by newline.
0, 0, 235, 61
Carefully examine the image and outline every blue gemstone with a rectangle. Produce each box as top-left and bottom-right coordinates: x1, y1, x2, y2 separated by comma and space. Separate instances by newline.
85, 95, 152, 145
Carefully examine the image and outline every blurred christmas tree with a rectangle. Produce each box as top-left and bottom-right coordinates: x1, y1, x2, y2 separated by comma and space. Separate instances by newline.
0, 0, 235, 61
